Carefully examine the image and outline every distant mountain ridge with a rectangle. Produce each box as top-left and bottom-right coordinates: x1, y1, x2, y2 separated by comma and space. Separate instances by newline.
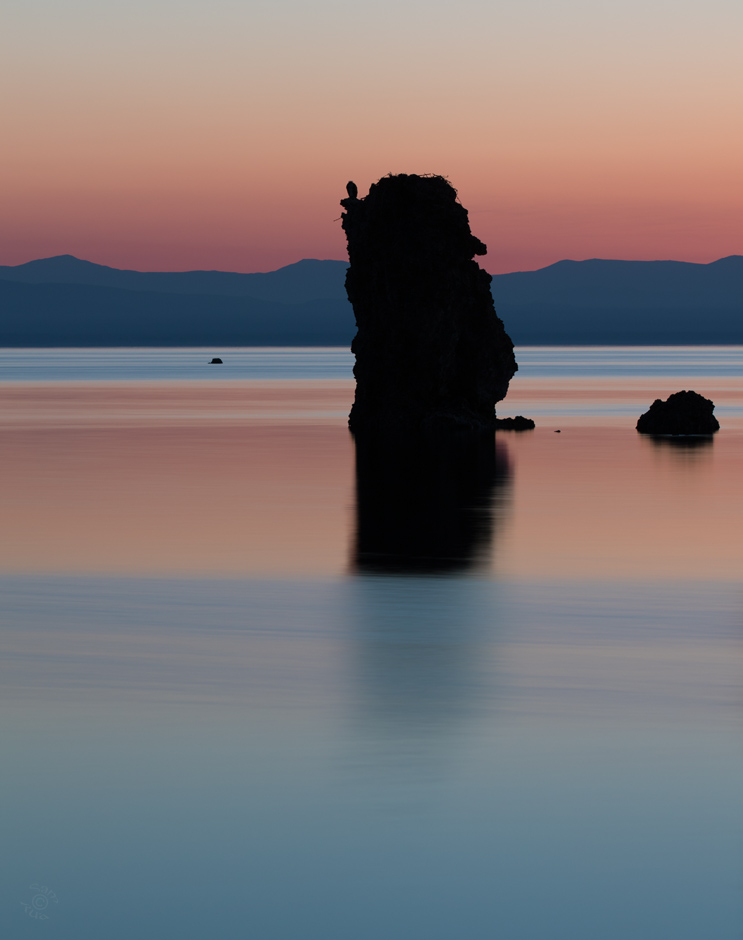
495, 256, 743, 309
0, 253, 741, 345
0, 256, 350, 304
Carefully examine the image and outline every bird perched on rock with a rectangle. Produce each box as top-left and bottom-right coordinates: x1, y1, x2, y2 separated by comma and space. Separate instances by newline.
346, 181, 358, 200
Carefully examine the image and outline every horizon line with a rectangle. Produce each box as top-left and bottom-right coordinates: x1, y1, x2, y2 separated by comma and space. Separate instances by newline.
2, 252, 742, 278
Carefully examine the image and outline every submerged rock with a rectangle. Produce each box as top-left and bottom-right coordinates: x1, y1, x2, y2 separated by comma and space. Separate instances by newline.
494, 415, 535, 430
636, 390, 719, 435
341, 174, 517, 432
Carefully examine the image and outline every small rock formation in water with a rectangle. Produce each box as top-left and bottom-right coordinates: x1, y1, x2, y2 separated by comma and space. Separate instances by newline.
341, 174, 518, 432
636, 390, 719, 435
494, 415, 535, 430
209, 357, 223, 364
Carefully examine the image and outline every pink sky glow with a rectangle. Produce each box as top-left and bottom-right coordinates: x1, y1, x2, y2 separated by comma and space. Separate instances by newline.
2, 0, 741, 273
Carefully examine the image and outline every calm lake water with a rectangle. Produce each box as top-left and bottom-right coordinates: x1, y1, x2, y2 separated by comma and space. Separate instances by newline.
1, 347, 741, 939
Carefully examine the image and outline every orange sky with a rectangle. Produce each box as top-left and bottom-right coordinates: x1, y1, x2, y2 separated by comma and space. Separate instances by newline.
2, 0, 742, 272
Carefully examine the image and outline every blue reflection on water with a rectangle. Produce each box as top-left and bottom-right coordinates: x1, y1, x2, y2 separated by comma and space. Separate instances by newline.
517, 345, 743, 377
0, 347, 355, 382
0, 576, 740, 940
0, 345, 741, 382
0, 345, 741, 938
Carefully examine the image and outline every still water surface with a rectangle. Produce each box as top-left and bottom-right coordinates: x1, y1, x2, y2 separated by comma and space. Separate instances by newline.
0, 348, 741, 939
1, 344, 742, 382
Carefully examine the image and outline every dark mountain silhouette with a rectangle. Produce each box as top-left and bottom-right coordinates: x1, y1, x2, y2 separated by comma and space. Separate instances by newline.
0, 256, 349, 303
497, 256, 743, 308
0, 280, 352, 346
0, 254, 741, 345
494, 256, 743, 343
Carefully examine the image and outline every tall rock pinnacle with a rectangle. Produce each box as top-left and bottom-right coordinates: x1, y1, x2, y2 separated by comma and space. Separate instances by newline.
341, 174, 517, 433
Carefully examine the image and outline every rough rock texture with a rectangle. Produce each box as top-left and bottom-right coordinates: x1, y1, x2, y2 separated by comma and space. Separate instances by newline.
494, 415, 535, 430
354, 429, 510, 573
636, 390, 720, 435
341, 174, 517, 432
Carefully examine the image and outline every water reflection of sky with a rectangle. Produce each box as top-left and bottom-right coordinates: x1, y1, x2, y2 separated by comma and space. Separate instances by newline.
516, 345, 743, 377
0, 350, 741, 940
1, 577, 740, 939
1, 345, 742, 382
0, 400, 740, 580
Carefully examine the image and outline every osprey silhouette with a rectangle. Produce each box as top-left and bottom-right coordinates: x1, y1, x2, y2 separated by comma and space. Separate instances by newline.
346, 181, 358, 199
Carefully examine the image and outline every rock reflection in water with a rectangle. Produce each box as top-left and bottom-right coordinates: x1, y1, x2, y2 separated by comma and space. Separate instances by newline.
644, 433, 715, 468
352, 430, 511, 574
648, 435, 715, 451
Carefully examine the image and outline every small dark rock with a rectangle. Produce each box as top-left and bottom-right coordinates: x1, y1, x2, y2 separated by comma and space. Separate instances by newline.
494, 415, 535, 430
636, 390, 719, 435
209, 357, 223, 364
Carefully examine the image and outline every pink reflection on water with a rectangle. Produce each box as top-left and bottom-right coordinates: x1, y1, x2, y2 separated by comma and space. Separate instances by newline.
0, 378, 740, 580
0, 382, 355, 576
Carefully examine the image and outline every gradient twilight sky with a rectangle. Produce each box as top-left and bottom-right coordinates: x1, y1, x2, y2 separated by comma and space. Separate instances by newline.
2, 0, 742, 273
